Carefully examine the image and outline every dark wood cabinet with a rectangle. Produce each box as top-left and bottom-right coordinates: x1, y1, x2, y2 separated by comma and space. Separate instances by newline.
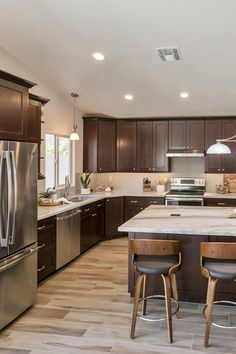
28, 94, 49, 179
105, 197, 124, 238
152, 121, 170, 172
80, 201, 104, 253
205, 119, 236, 173
117, 120, 137, 172
37, 217, 56, 283
0, 70, 36, 142
204, 198, 236, 207
136, 121, 153, 171
169, 120, 186, 150
83, 118, 116, 172
124, 196, 165, 222
169, 119, 204, 151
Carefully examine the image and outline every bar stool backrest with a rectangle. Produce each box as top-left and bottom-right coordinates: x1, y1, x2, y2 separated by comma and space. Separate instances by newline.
200, 242, 236, 260
130, 239, 181, 256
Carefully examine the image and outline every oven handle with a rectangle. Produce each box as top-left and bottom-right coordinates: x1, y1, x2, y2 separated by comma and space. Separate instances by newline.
166, 197, 204, 202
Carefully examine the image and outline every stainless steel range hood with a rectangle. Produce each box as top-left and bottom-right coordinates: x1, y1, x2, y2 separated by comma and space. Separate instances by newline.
166, 149, 205, 157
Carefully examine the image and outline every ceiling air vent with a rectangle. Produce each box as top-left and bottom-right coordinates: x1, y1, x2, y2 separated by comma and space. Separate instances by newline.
156, 47, 181, 62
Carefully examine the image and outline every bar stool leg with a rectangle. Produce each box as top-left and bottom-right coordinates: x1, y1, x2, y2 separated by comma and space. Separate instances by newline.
204, 277, 218, 348
162, 275, 173, 344
131, 273, 145, 339
170, 274, 180, 319
142, 274, 148, 316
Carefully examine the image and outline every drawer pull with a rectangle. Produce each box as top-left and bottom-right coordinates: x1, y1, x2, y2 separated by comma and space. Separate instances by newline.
38, 243, 45, 249
131, 200, 138, 203
92, 213, 97, 217
38, 225, 46, 231
106, 199, 110, 202
84, 208, 90, 212
97, 204, 102, 207
38, 265, 45, 272
217, 202, 226, 206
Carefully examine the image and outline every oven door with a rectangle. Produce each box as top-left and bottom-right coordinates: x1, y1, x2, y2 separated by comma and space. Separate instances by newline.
165, 197, 204, 206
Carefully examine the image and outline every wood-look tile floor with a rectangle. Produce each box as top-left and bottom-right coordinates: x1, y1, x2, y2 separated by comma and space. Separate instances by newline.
0, 237, 236, 354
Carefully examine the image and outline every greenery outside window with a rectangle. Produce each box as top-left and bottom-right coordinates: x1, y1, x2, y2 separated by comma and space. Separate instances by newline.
45, 133, 75, 189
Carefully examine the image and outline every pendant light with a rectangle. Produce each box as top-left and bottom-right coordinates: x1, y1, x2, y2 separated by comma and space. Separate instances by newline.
70, 93, 80, 141
207, 134, 236, 154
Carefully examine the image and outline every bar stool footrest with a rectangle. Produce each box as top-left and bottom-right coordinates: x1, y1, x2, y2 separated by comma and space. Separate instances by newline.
137, 295, 179, 322
203, 300, 236, 329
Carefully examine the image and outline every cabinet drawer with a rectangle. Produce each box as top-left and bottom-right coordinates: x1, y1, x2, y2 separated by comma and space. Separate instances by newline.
38, 217, 55, 233
37, 251, 56, 282
81, 205, 93, 215
93, 200, 104, 210
204, 198, 236, 207
125, 197, 145, 207
38, 231, 56, 255
145, 197, 165, 206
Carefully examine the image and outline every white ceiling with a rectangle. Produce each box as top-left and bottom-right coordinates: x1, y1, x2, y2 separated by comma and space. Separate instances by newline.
1, 0, 236, 117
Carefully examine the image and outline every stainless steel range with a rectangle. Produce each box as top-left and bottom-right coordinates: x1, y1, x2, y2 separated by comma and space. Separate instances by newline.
165, 177, 205, 206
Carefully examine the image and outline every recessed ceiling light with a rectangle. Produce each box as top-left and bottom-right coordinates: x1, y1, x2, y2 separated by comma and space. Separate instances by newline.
92, 52, 105, 61
124, 94, 134, 101
180, 92, 189, 98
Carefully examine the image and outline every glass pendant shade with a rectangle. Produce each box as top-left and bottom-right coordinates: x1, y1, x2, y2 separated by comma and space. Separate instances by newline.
70, 92, 80, 141
207, 142, 231, 154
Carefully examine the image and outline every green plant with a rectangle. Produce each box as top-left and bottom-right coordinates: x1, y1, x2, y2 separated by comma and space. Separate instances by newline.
39, 188, 55, 199
81, 172, 91, 188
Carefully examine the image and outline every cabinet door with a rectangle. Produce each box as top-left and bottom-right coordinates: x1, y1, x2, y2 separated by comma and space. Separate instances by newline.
0, 78, 28, 141
153, 121, 170, 172
28, 99, 41, 143
186, 120, 204, 150
98, 119, 116, 172
221, 119, 236, 173
83, 119, 98, 172
92, 207, 104, 244
168, 120, 186, 149
117, 121, 136, 172
105, 197, 124, 238
205, 120, 222, 173
136, 121, 152, 171
81, 213, 92, 253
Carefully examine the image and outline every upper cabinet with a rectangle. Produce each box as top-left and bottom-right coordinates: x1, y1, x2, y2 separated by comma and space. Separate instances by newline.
169, 119, 204, 150
28, 93, 50, 179
117, 120, 137, 172
0, 70, 36, 142
83, 118, 116, 172
136, 121, 153, 171
152, 121, 170, 172
205, 119, 236, 173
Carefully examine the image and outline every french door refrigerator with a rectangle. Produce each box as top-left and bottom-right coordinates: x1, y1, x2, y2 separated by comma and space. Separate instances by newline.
0, 141, 39, 329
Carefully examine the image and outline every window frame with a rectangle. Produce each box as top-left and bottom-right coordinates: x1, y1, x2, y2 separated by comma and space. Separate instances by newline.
45, 133, 75, 189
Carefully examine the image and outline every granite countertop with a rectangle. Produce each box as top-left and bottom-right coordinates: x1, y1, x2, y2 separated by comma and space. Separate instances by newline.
38, 190, 168, 220
118, 205, 236, 236
204, 192, 236, 199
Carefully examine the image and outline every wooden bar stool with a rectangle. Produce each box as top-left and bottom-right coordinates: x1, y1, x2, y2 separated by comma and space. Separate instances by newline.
130, 239, 182, 343
200, 242, 236, 348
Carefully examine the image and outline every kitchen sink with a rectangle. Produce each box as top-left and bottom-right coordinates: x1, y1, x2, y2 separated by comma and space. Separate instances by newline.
68, 195, 95, 203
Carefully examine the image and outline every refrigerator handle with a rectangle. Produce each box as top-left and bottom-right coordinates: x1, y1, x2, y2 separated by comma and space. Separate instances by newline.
9, 151, 17, 245
3, 151, 13, 248
0, 244, 40, 273
0, 152, 4, 247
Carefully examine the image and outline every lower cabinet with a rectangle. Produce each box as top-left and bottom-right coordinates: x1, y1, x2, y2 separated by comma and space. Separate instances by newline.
204, 198, 236, 207
105, 197, 124, 238
80, 200, 104, 253
37, 216, 56, 283
124, 196, 165, 221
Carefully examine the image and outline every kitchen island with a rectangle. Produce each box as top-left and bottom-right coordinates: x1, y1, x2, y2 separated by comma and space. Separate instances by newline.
118, 205, 236, 303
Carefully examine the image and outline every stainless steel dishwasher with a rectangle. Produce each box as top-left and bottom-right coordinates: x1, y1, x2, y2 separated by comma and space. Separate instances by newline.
56, 208, 81, 269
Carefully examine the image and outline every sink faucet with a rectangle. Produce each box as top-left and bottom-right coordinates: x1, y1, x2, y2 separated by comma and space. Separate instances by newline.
64, 175, 70, 198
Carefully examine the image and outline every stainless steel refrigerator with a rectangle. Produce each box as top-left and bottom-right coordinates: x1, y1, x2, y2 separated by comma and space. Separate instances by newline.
0, 141, 39, 329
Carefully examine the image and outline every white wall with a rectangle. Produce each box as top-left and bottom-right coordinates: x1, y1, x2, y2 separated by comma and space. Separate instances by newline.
0, 47, 83, 193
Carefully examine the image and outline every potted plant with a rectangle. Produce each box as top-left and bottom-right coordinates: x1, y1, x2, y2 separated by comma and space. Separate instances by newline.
80, 171, 91, 194
39, 187, 57, 201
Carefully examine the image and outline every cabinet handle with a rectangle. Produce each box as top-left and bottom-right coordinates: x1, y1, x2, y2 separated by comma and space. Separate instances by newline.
131, 200, 138, 203
140, 207, 143, 210
38, 265, 45, 272
84, 208, 90, 212
99, 168, 102, 171
217, 202, 226, 206
222, 169, 225, 171
151, 201, 158, 204
133, 168, 136, 171
38, 243, 45, 249
149, 168, 151, 171
38, 225, 46, 231
218, 169, 221, 171
106, 199, 110, 202
152, 168, 155, 171
92, 213, 97, 217
96, 204, 102, 207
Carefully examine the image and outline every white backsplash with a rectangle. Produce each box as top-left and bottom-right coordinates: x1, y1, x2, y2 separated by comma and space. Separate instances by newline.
75, 157, 224, 194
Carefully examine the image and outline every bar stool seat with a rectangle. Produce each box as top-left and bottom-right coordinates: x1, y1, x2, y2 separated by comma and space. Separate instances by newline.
203, 259, 236, 280
130, 239, 182, 344
200, 242, 236, 348
134, 255, 179, 275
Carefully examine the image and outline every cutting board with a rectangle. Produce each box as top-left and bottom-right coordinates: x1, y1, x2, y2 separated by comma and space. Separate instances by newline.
224, 174, 236, 193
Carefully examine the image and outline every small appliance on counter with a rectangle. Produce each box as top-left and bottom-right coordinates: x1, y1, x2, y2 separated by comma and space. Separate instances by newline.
165, 177, 205, 206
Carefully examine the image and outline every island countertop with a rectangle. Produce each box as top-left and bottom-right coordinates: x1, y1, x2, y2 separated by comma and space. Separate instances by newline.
118, 205, 236, 236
